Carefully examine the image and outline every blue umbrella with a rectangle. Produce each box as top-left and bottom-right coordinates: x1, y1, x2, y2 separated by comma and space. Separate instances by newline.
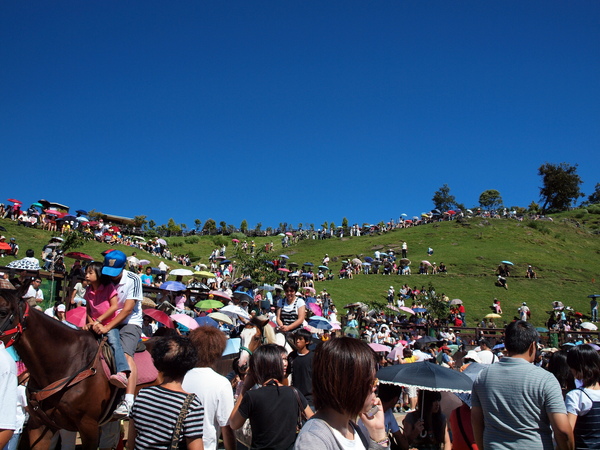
223, 338, 241, 356
362, 262, 371, 266
159, 281, 187, 291
303, 262, 314, 266
279, 255, 289, 259
220, 260, 231, 265
413, 308, 427, 313
501, 261, 514, 266
308, 316, 332, 330
195, 316, 219, 328
318, 265, 329, 270
364, 257, 374, 263
588, 294, 600, 298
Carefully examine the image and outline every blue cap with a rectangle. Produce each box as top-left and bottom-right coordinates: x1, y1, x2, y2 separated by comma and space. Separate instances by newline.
102, 250, 127, 277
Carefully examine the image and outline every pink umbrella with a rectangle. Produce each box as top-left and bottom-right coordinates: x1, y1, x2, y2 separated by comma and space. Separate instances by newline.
170, 314, 199, 330
139, 259, 151, 266
232, 238, 240, 243
209, 290, 231, 302
156, 238, 167, 245
399, 306, 415, 315
303, 286, 316, 294
330, 322, 341, 330
421, 260, 432, 266
369, 343, 391, 353
144, 308, 175, 328
278, 268, 290, 273
65, 307, 87, 328
285, 232, 293, 236
308, 303, 322, 317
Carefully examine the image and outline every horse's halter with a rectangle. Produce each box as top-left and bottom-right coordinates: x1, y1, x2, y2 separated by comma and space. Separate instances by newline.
0, 300, 29, 348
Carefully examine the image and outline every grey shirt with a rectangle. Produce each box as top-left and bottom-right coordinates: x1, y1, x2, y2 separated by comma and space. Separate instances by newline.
472, 356, 566, 450
295, 418, 387, 450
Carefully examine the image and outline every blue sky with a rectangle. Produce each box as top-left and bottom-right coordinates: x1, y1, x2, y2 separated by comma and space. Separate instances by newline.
1, 1, 599, 230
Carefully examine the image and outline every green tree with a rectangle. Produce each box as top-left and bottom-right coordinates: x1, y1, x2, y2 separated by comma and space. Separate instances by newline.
232, 247, 279, 285
166, 218, 181, 236
432, 184, 457, 212
330, 222, 336, 232
321, 221, 328, 231
255, 222, 262, 233
341, 217, 349, 234
220, 221, 227, 233
133, 215, 148, 229
203, 218, 217, 233
61, 230, 87, 252
298, 223, 303, 230
586, 183, 600, 205
148, 219, 156, 230
194, 219, 202, 231
538, 162, 584, 213
180, 223, 187, 234
528, 201, 540, 214
240, 220, 248, 234
479, 189, 503, 210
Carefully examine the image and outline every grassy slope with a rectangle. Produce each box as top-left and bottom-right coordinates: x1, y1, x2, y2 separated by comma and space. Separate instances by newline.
3, 211, 599, 326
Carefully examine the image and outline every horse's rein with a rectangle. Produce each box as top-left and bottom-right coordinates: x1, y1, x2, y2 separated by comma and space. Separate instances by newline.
0, 300, 29, 348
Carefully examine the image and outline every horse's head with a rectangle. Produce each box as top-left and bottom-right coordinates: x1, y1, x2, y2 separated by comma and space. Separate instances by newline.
0, 281, 30, 347
237, 315, 271, 371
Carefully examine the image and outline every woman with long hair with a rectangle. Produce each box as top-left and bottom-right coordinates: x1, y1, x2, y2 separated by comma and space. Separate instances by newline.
565, 344, 600, 449
295, 337, 388, 449
229, 344, 313, 450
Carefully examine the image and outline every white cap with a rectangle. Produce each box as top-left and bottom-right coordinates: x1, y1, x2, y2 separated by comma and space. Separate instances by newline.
57, 304, 66, 312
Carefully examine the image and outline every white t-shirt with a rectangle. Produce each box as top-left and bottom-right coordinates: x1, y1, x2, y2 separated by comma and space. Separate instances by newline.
115, 270, 144, 327
477, 349, 498, 365
24, 286, 44, 302
0, 342, 17, 431
566, 387, 600, 416
182, 367, 234, 450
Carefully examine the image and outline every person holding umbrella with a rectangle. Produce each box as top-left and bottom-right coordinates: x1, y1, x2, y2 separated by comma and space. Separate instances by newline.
403, 390, 451, 449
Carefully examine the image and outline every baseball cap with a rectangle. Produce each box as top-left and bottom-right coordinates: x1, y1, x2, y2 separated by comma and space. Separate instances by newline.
56, 304, 66, 312
102, 250, 127, 276
0, 236, 5, 240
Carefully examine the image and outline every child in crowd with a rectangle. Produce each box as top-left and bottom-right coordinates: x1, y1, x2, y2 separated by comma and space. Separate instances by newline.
83, 261, 130, 388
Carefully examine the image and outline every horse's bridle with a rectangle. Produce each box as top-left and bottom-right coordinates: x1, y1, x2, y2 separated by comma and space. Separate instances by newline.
0, 300, 29, 348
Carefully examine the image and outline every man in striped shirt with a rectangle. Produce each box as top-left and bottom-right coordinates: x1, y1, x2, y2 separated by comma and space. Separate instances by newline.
94, 249, 144, 418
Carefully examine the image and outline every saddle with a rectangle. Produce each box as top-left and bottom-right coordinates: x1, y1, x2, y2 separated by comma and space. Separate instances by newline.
100, 339, 159, 386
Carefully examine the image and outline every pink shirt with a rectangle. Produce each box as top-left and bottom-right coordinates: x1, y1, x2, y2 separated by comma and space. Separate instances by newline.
85, 284, 118, 325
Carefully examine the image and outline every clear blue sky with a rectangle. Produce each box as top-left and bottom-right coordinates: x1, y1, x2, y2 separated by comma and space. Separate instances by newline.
2, 1, 599, 230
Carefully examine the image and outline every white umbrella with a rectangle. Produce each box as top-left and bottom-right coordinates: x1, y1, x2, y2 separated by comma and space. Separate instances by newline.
170, 268, 194, 276
581, 322, 598, 331
220, 305, 250, 320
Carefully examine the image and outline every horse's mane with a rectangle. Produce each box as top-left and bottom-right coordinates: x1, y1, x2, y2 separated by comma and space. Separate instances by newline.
262, 321, 277, 344
249, 316, 277, 344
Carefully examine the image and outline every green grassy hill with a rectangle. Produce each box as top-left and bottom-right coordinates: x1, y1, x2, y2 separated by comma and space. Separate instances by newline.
2, 210, 599, 327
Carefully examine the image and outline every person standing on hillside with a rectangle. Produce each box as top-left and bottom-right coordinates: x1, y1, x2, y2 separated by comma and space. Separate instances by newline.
402, 241, 408, 258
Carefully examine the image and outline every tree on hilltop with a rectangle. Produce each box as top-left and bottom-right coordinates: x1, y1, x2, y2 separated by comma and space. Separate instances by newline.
194, 219, 202, 231
538, 162, 584, 213
432, 184, 457, 211
240, 220, 248, 234
585, 183, 600, 206
133, 215, 148, 229
479, 190, 503, 210
203, 218, 216, 233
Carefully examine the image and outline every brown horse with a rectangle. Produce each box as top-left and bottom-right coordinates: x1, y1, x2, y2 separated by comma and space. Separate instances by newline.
0, 284, 124, 449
